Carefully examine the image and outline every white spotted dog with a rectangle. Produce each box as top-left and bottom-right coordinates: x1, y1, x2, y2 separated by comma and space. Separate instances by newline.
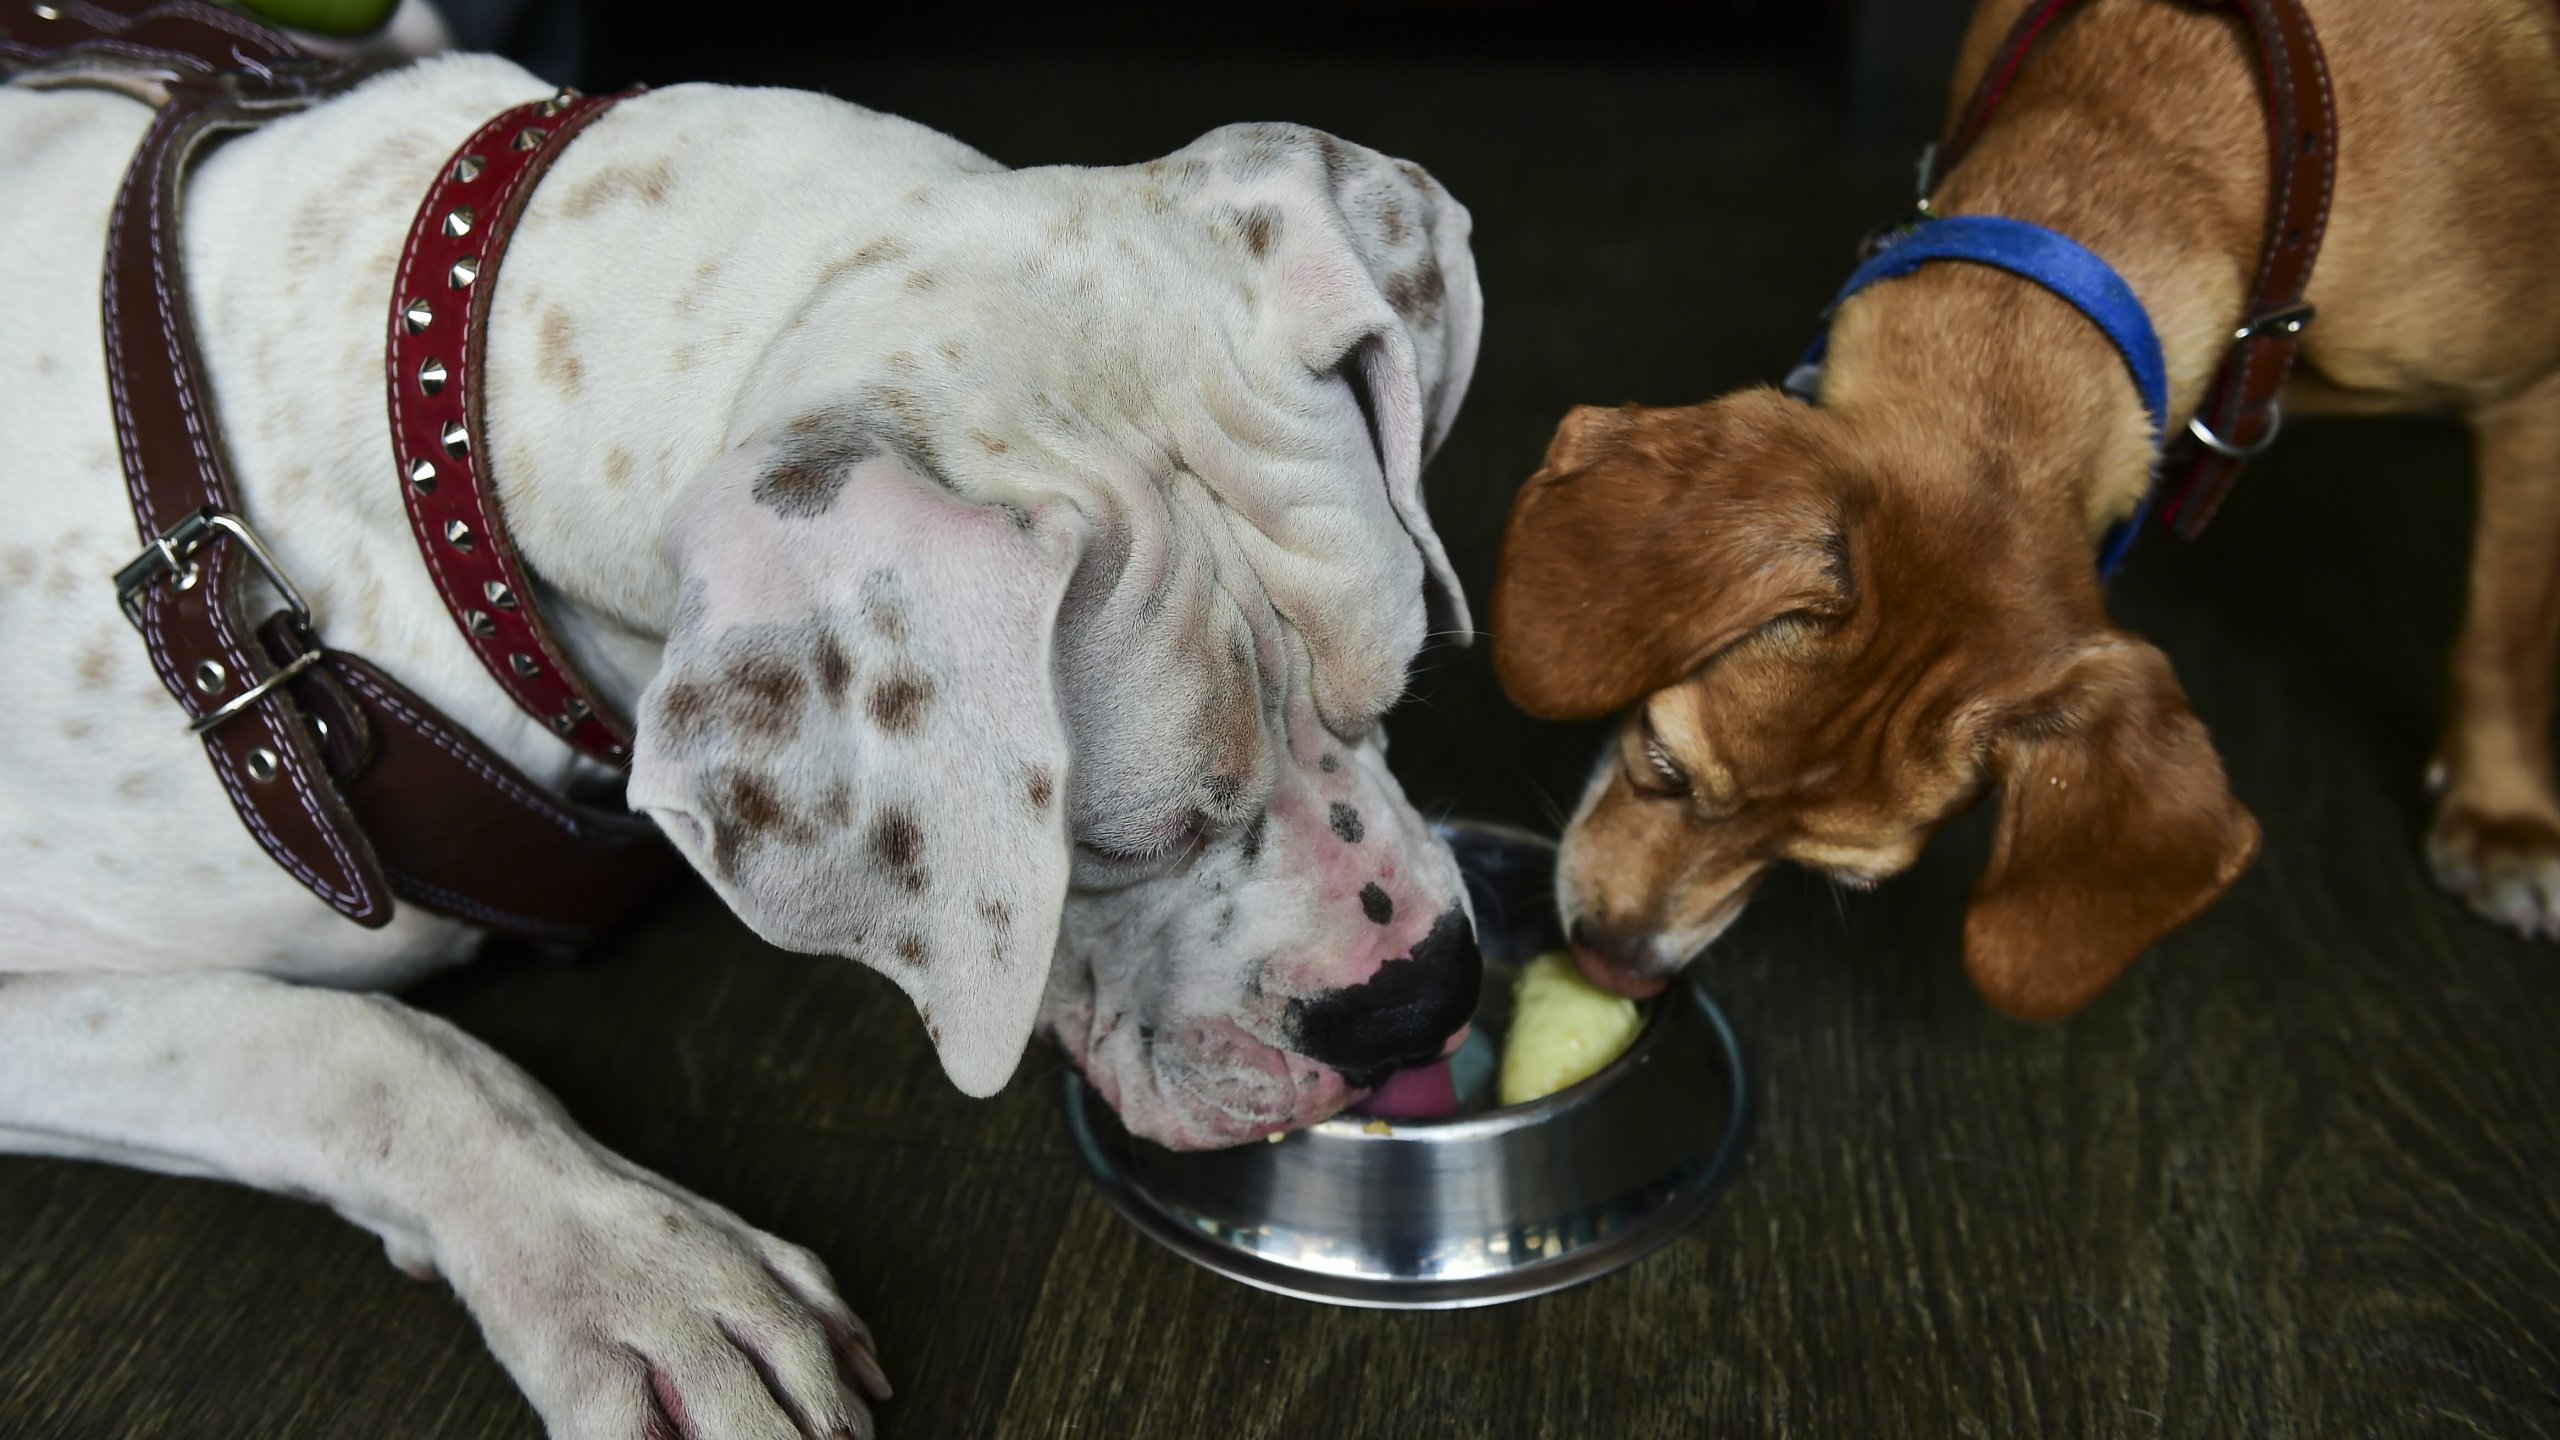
0, 54, 1483, 1440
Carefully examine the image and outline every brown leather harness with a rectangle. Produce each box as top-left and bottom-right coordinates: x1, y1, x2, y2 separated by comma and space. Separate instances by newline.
2, 0, 680, 942
1934, 0, 2338, 541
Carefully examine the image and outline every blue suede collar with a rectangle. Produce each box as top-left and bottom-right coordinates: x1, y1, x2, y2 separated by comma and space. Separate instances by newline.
1781, 214, 2166, 576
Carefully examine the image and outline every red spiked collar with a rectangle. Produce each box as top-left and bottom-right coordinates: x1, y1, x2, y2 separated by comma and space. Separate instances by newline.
387, 87, 639, 766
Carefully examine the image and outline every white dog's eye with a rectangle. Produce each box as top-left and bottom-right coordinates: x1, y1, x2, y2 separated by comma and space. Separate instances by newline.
1077, 814, 1208, 869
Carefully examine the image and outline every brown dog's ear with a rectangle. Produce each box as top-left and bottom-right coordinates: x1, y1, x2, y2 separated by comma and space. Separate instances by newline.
1966, 638, 2260, 1018
1490, 387, 1855, 719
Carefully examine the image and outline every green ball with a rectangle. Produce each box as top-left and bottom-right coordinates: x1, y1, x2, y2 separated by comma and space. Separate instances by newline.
229, 0, 402, 37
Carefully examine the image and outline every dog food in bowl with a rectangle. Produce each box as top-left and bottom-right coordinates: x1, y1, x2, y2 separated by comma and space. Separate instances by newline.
1350, 948, 1647, 1120
1496, 951, 1646, 1106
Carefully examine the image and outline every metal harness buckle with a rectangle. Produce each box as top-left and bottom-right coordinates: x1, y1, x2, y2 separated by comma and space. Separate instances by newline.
114, 508, 324, 734
2187, 400, 2286, 461
2183, 303, 2316, 462
2232, 300, 2316, 342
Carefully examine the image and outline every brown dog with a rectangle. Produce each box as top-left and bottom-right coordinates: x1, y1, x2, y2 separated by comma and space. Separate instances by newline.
1490, 0, 2560, 1015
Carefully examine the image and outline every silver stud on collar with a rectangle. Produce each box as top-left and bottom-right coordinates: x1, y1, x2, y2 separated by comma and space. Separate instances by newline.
448, 255, 479, 289
509, 653, 542, 679
444, 519, 474, 551
484, 580, 518, 610
194, 659, 227, 695
417, 357, 448, 397
408, 458, 437, 493
442, 206, 475, 239
450, 155, 485, 184
511, 127, 549, 152
402, 298, 434, 333
244, 746, 281, 784
536, 89, 581, 117
441, 421, 470, 458
465, 609, 497, 637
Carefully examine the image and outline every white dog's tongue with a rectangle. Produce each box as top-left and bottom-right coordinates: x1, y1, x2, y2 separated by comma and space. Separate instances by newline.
1351, 1058, 1458, 1119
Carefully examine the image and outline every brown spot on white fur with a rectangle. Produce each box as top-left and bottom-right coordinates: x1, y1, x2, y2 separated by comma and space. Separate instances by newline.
655, 679, 715, 745
705, 767, 817, 878
74, 637, 115, 691
1383, 258, 1445, 327
561, 158, 676, 219
1375, 195, 1409, 247
538, 306, 582, 394
604, 447, 634, 489
868, 805, 928, 893
815, 632, 854, 706
1230, 205, 1281, 259
753, 461, 848, 518
1024, 764, 1054, 814
816, 237, 911, 288
865, 664, 933, 735
723, 650, 808, 741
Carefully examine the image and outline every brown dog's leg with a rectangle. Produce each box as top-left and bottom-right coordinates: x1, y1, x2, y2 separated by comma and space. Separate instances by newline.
2430, 369, 2560, 937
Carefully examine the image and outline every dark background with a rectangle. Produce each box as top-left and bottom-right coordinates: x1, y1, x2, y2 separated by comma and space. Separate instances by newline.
6, 3, 2558, 1437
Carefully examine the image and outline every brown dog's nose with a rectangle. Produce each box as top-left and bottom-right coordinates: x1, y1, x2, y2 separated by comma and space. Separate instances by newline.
1569, 917, 1673, 999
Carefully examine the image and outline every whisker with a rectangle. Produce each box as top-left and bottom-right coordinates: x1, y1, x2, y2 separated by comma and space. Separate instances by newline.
1523, 774, 1569, 833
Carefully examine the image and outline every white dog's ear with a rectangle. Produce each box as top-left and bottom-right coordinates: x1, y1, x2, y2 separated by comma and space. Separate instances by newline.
1189, 123, 1483, 636
630, 428, 1079, 1097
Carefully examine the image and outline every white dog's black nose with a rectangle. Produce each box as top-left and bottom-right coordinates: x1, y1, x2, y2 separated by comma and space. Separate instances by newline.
1286, 908, 1481, 1077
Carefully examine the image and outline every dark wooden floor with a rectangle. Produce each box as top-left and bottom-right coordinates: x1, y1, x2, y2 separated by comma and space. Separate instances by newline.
7, 38, 2560, 1440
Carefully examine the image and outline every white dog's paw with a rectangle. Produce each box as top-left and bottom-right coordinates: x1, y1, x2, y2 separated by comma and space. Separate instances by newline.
2425, 789, 2560, 939
444, 1172, 888, 1439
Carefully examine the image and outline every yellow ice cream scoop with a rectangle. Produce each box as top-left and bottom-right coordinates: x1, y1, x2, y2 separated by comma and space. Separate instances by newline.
1496, 950, 1645, 1106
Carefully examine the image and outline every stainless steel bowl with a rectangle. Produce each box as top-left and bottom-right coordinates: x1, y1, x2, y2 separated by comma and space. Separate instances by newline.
1060, 819, 1752, 1309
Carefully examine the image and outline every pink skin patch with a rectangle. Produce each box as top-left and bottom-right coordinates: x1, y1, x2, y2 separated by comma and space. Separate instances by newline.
646, 1366, 689, 1440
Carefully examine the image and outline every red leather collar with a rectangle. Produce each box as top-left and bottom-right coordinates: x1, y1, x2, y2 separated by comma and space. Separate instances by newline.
388, 88, 638, 766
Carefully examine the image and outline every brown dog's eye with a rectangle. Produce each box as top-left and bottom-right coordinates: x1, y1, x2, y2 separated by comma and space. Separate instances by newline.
1642, 739, 1690, 793
1627, 711, 1691, 799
